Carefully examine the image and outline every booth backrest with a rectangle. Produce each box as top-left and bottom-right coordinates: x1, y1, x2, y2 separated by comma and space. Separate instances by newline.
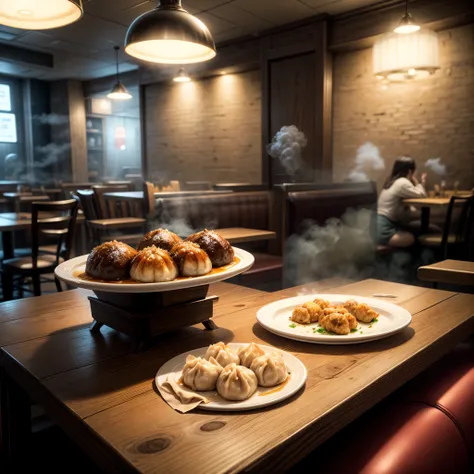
154, 191, 271, 232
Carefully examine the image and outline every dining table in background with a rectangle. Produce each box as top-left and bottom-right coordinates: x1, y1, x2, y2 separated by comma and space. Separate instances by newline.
403, 192, 473, 234
1, 278, 473, 473
216, 227, 276, 244
2, 193, 50, 213
418, 259, 474, 287
103, 190, 233, 203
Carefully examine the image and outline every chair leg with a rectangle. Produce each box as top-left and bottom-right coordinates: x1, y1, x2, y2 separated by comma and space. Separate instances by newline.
32, 274, 41, 297
1, 271, 14, 301
55, 277, 63, 293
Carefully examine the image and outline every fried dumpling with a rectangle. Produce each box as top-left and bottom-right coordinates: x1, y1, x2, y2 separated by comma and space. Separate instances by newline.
303, 302, 323, 322
291, 306, 311, 324
216, 363, 258, 401
186, 229, 234, 267
250, 353, 288, 387
137, 228, 182, 252
320, 312, 350, 335
182, 355, 222, 391
85, 240, 137, 281
346, 313, 358, 331
238, 343, 265, 368
204, 342, 240, 367
170, 241, 212, 277
130, 246, 178, 282
344, 300, 379, 323
313, 298, 331, 309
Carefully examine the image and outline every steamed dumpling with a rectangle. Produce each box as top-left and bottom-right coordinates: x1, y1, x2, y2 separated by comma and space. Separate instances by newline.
216, 363, 258, 401
186, 229, 234, 267
182, 355, 222, 391
250, 353, 288, 387
137, 228, 182, 252
205, 342, 240, 367
130, 246, 178, 282
238, 343, 265, 368
170, 241, 212, 277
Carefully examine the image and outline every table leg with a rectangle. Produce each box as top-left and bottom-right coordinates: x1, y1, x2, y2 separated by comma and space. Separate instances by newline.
420, 207, 430, 234
1, 230, 14, 259
0, 369, 31, 471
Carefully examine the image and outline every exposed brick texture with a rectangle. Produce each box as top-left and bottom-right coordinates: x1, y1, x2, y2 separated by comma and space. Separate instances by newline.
145, 70, 262, 185
332, 24, 474, 191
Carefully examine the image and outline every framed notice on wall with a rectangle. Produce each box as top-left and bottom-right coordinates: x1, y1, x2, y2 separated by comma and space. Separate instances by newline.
0, 84, 11, 111
0, 113, 17, 143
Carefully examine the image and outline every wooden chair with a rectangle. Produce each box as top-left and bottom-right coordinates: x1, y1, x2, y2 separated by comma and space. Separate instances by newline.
59, 182, 95, 200
1, 199, 78, 300
92, 184, 135, 218
418, 196, 474, 260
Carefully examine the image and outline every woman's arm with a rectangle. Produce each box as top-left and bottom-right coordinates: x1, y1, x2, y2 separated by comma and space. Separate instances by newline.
396, 177, 427, 198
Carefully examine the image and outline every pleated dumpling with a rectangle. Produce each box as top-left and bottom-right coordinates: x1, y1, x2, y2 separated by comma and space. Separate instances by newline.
216, 364, 258, 401
170, 241, 212, 277
182, 355, 222, 391
250, 353, 288, 387
205, 342, 240, 367
130, 246, 178, 282
238, 342, 265, 368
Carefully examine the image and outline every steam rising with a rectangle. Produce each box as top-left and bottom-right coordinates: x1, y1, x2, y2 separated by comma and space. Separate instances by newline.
348, 142, 385, 182
33, 113, 69, 125
266, 125, 307, 175
284, 208, 375, 286
425, 158, 446, 176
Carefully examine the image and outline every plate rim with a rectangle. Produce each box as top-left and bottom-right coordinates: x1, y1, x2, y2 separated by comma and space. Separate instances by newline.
54, 247, 254, 293
155, 342, 307, 412
257, 294, 412, 345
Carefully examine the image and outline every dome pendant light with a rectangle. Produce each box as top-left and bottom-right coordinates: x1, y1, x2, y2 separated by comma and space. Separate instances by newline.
394, 0, 420, 34
0, 0, 83, 30
173, 68, 191, 82
108, 46, 132, 100
125, 0, 216, 64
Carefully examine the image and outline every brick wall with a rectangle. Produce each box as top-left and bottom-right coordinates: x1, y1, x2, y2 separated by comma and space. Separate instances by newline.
145, 70, 262, 185
332, 24, 474, 191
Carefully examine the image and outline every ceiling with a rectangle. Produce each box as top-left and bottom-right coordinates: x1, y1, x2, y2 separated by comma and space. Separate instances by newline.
0, 0, 385, 81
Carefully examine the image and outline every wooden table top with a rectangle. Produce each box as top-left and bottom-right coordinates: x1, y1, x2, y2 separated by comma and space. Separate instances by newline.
104, 190, 232, 201
215, 227, 276, 244
1, 279, 473, 473
418, 259, 474, 286
404, 194, 472, 206
0, 212, 84, 232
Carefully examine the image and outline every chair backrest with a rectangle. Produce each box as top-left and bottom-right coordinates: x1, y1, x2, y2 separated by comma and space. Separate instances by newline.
441, 196, 474, 259
60, 182, 95, 200
76, 189, 99, 220
143, 181, 156, 218
213, 183, 268, 192
92, 184, 133, 218
31, 199, 78, 266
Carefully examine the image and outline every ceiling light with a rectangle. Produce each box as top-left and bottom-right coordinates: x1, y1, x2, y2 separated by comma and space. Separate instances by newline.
125, 0, 216, 64
0, 0, 83, 30
373, 29, 439, 82
173, 68, 191, 82
394, 0, 420, 34
108, 46, 132, 100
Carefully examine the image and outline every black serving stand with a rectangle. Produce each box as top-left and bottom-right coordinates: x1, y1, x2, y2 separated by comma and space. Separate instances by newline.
89, 284, 218, 352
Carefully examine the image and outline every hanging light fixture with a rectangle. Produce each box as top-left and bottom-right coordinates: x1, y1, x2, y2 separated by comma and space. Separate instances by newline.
125, 0, 216, 64
108, 46, 132, 100
173, 68, 191, 82
394, 0, 420, 34
0, 0, 83, 30
373, 29, 439, 81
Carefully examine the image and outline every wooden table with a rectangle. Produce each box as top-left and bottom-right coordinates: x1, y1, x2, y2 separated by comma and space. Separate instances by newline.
418, 259, 474, 287
1, 279, 473, 472
104, 190, 232, 202
404, 195, 472, 233
215, 227, 276, 244
3, 193, 50, 213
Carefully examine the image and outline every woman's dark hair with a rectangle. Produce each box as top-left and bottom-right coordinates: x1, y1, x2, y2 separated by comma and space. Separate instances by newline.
383, 156, 416, 189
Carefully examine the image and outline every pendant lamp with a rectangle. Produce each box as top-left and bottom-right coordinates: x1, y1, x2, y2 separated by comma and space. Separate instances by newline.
108, 47, 132, 100
394, 0, 420, 34
0, 0, 83, 30
125, 0, 216, 64
173, 68, 191, 82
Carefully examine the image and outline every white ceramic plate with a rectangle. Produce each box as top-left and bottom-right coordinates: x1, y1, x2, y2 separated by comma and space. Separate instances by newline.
155, 343, 307, 411
55, 247, 254, 293
257, 294, 412, 345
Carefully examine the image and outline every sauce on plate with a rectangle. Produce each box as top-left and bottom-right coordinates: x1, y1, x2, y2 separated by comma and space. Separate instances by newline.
258, 374, 291, 396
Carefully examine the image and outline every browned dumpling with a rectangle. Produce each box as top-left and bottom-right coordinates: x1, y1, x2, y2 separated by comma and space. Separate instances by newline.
130, 247, 178, 282
186, 229, 234, 267
137, 228, 182, 252
291, 306, 311, 324
345, 301, 379, 323
85, 240, 137, 281
302, 302, 323, 323
170, 241, 212, 277
320, 312, 350, 335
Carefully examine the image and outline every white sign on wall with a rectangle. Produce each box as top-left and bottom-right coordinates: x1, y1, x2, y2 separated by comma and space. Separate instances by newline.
0, 113, 17, 143
0, 84, 11, 111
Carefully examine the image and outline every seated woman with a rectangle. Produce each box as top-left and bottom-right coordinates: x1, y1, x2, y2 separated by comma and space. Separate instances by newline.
377, 156, 427, 247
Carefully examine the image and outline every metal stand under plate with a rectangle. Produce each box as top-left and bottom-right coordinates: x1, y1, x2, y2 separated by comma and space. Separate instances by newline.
88, 284, 219, 352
